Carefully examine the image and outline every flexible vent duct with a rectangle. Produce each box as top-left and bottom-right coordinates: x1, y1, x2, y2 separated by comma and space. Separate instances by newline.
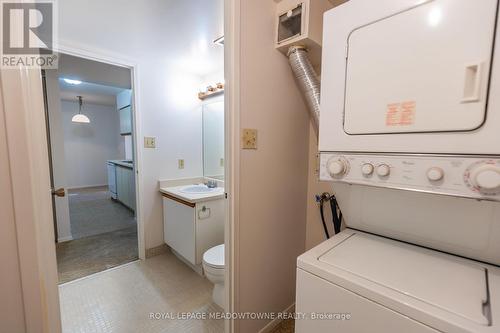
287, 46, 321, 137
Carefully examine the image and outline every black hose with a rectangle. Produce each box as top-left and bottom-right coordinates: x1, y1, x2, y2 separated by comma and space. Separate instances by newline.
319, 201, 330, 239
316, 192, 343, 239
330, 196, 342, 235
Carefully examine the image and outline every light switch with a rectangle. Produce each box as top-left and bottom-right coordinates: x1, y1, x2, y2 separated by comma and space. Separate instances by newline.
242, 129, 257, 149
220, 158, 224, 167
144, 137, 156, 148
178, 159, 185, 169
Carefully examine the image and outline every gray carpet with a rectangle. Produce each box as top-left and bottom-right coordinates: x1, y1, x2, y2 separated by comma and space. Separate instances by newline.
56, 226, 138, 284
68, 186, 136, 240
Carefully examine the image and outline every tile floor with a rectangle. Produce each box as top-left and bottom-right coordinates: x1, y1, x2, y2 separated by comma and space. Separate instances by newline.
68, 186, 136, 240
56, 226, 138, 284
59, 252, 224, 333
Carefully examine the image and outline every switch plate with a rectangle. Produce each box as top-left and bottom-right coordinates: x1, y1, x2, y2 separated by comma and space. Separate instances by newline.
178, 159, 185, 169
144, 137, 156, 148
242, 129, 257, 149
220, 158, 224, 167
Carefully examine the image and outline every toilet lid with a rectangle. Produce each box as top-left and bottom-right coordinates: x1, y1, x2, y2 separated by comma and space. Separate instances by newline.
203, 244, 224, 268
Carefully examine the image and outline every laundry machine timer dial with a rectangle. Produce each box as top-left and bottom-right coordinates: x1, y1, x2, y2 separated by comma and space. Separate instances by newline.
465, 161, 500, 195
327, 157, 349, 178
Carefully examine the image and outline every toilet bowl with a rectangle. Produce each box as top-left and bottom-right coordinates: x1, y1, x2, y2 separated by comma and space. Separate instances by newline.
203, 244, 225, 309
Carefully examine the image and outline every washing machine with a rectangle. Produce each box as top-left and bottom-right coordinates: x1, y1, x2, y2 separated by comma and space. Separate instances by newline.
296, 0, 500, 332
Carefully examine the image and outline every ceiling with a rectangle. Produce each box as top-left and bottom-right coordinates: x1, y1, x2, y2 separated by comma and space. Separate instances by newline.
59, 79, 127, 106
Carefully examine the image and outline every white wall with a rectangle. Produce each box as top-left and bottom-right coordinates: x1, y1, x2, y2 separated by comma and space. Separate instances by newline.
61, 101, 124, 189
57, 0, 224, 250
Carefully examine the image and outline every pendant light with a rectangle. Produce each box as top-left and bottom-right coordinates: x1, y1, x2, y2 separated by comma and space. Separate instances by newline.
71, 96, 90, 123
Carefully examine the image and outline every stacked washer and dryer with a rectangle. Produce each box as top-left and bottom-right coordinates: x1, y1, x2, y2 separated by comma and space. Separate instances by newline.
295, 0, 500, 332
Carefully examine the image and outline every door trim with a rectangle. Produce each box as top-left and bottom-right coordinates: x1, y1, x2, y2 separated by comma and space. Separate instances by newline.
224, 0, 240, 331
53, 41, 145, 259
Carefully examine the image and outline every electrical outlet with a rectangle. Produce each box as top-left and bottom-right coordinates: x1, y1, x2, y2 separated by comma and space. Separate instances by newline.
178, 159, 185, 169
242, 129, 257, 149
144, 137, 156, 148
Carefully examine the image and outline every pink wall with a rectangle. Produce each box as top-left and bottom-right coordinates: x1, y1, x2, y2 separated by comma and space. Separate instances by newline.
234, 0, 310, 331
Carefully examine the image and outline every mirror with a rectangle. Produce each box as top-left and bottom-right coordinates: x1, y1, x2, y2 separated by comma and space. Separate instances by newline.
202, 99, 224, 180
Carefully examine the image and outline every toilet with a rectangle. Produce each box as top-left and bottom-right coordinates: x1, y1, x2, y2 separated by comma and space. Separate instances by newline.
202, 244, 225, 309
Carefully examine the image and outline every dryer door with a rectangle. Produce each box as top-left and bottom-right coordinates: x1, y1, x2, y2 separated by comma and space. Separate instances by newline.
319, 0, 500, 154
344, 0, 496, 135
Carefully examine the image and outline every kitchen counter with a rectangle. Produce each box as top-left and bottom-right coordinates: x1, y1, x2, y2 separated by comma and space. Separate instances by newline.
108, 160, 133, 169
160, 185, 224, 204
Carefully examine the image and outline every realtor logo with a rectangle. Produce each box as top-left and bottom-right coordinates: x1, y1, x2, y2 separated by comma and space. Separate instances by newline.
1, 1, 57, 68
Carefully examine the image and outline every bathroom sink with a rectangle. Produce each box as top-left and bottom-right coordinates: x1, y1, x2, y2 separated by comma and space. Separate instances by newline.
180, 185, 220, 194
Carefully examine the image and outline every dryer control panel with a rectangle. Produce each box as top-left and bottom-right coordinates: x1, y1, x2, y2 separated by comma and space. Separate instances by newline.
320, 153, 500, 201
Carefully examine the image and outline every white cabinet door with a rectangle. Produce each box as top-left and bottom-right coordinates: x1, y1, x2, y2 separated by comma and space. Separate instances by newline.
119, 106, 132, 135
195, 200, 225, 264
344, 0, 497, 134
116, 166, 125, 204
163, 198, 196, 264
107, 163, 116, 197
116, 90, 132, 110
116, 165, 135, 211
127, 167, 135, 211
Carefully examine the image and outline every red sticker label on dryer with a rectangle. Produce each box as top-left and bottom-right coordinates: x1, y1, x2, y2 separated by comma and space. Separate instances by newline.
386, 101, 416, 126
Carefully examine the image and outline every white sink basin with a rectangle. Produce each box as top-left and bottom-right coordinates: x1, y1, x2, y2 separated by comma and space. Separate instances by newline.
180, 185, 220, 194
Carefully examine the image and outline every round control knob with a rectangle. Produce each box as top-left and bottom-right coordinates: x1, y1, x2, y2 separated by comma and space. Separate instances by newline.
470, 164, 500, 193
376, 164, 391, 177
327, 158, 348, 177
361, 163, 374, 176
427, 167, 444, 181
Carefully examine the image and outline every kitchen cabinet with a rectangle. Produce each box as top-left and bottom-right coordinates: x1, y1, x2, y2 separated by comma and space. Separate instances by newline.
116, 165, 135, 211
117, 90, 132, 135
117, 89, 132, 110
162, 196, 224, 266
119, 106, 132, 135
107, 162, 117, 199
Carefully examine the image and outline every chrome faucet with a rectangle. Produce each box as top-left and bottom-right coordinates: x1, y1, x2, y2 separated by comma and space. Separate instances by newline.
205, 179, 218, 188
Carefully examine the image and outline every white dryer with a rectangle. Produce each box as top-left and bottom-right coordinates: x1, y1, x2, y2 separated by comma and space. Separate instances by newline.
296, 0, 500, 332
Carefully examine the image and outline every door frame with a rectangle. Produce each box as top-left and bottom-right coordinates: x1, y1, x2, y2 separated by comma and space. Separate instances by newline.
53, 42, 146, 260
224, 0, 239, 331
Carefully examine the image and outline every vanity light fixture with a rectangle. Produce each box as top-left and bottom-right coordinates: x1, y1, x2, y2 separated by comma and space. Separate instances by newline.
71, 96, 90, 123
198, 82, 224, 100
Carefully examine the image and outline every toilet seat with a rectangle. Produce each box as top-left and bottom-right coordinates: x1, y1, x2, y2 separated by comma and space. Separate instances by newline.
203, 244, 224, 269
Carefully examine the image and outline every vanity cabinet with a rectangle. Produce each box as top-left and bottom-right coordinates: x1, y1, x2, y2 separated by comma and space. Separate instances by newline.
116, 165, 135, 211
162, 196, 224, 266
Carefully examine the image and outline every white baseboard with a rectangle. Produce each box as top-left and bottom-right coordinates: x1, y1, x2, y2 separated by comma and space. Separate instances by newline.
258, 303, 295, 333
58, 235, 73, 242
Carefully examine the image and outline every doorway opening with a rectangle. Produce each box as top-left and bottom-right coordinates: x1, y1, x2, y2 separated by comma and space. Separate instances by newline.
43, 53, 139, 284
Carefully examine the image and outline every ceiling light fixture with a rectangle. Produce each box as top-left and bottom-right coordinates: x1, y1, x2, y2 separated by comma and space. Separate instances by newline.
71, 96, 90, 123
63, 78, 82, 85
